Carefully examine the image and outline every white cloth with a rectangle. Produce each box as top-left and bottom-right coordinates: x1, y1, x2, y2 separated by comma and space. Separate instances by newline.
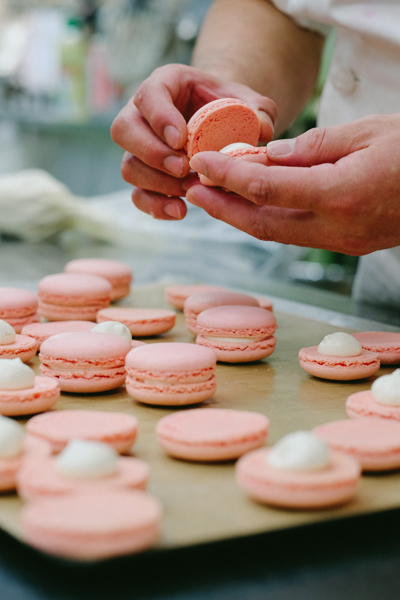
272, 0, 400, 307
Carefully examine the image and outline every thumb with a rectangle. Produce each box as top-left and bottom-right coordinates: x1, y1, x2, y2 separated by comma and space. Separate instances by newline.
266, 122, 368, 166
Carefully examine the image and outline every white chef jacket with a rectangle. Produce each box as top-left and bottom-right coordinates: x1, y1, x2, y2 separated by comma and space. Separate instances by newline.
272, 0, 400, 308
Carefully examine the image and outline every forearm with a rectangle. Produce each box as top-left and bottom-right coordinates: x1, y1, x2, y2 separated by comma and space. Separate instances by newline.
192, 0, 324, 134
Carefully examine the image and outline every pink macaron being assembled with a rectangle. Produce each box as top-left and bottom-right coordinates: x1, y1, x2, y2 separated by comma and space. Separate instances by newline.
125, 342, 217, 406
26, 410, 138, 454
346, 368, 400, 421
156, 408, 268, 462
0, 358, 60, 416
96, 307, 176, 337
185, 98, 261, 159
184, 291, 260, 336
64, 258, 133, 301
17, 439, 149, 500
352, 332, 400, 365
236, 431, 361, 509
299, 332, 380, 381
0, 319, 36, 362
0, 287, 39, 333
38, 273, 112, 322
21, 489, 162, 560
196, 305, 277, 363
313, 418, 400, 472
39, 331, 131, 393
21, 320, 94, 352
165, 284, 227, 310
198, 143, 274, 186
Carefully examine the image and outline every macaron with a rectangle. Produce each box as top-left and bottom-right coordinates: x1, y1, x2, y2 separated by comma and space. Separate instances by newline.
165, 284, 227, 310
184, 291, 260, 336
299, 332, 380, 381
185, 98, 260, 159
0, 332, 37, 363
26, 410, 138, 454
236, 442, 361, 509
352, 332, 400, 365
0, 287, 39, 333
125, 342, 217, 406
156, 408, 268, 461
21, 490, 162, 560
21, 320, 94, 351
313, 418, 400, 471
254, 295, 274, 311
38, 273, 112, 322
198, 144, 271, 186
64, 258, 133, 301
96, 307, 176, 337
39, 331, 131, 393
196, 305, 277, 363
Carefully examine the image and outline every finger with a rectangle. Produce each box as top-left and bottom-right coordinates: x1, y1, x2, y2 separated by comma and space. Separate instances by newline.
190, 151, 335, 211
122, 153, 197, 196
266, 118, 377, 166
112, 104, 190, 177
132, 188, 188, 220
186, 184, 355, 253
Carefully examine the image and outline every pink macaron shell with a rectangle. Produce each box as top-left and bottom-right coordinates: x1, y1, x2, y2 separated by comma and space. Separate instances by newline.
346, 390, 400, 421
184, 291, 259, 335
26, 410, 138, 454
96, 308, 176, 337
0, 436, 53, 492
352, 332, 400, 365
39, 331, 131, 393
199, 146, 273, 186
156, 408, 268, 462
21, 489, 162, 560
17, 455, 149, 500
38, 273, 112, 322
196, 305, 277, 363
313, 418, 400, 471
0, 334, 37, 362
65, 258, 133, 301
0, 376, 60, 417
21, 321, 94, 351
165, 284, 227, 310
299, 346, 380, 380
0, 288, 39, 333
125, 342, 217, 406
185, 98, 260, 159
236, 447, 361, 509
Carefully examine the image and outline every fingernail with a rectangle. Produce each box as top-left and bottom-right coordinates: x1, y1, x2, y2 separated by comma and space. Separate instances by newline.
267, 138, 295, 156
164, 125, 180, 149
164, 155, 184, 177
164, 202, 183, 219
189, 155, 205, 174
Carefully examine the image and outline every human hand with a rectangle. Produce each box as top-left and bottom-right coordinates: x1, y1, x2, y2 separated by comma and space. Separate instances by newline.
110, 64, 276, 220
187, 114, 400, 255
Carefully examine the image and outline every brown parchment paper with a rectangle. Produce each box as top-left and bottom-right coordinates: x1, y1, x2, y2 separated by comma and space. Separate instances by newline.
0, 283, 399, 550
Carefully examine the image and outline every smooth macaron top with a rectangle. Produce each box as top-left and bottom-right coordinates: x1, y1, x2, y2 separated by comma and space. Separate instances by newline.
65, 258, 132, 281
22, 321, 94, 338
38, 273, 112, 302
313, 418, 400, 453
184, 291, 259, 315
197, 305, 277, 335
126, 342, 217, 372
0, 288, 38, 314
40, 331, 131, 360
186, 98, 260, 159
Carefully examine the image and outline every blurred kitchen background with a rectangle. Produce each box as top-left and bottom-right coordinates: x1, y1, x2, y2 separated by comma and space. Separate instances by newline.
0, 0, 373, 322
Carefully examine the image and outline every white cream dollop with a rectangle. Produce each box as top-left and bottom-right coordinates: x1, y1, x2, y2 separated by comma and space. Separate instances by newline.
92, 321, 131, 342
220, 142, 254, 154
56, 439, 118, 479
0, 358, 35, 390
371, 369, 400, 406
318, 332, 362, 357
268, 431, 330, 471
0, 415, 24, 457
0, 320, 16, 345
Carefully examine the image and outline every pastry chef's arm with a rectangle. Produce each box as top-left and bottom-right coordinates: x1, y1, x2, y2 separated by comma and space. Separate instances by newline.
110, 0, 323, 220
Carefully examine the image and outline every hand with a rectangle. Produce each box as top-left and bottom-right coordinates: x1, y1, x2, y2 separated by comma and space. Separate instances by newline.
110, 64, 276, 220
187, 114, 400, 255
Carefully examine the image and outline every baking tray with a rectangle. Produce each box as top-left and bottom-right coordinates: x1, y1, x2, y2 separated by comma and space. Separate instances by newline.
0, 283, 399, 552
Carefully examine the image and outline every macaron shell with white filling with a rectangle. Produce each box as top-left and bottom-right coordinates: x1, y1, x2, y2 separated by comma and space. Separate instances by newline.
236, 447, 361, 509
0, 376, 60, 416
0, 334, 37, 362
298, 346, 380, 380
346, 390, 400, 421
